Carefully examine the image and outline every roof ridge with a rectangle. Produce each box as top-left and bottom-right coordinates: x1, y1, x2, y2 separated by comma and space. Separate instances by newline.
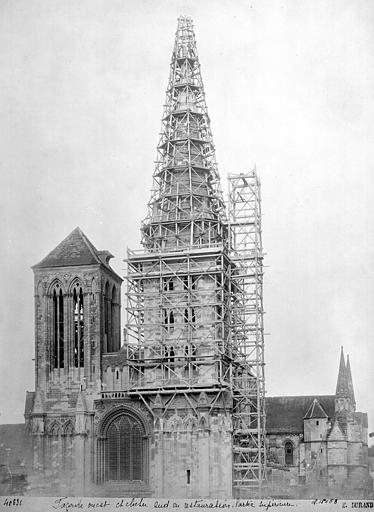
74, 227, 102, 264
32, 227, 112, 270
311, 398, 317, 417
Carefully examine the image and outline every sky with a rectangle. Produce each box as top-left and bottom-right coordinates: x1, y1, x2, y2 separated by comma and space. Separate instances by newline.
0, 0, 373, 431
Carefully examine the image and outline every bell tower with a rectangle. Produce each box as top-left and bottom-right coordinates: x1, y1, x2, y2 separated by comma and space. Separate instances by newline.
126, 16, 233, 497
28, 227, 122, 493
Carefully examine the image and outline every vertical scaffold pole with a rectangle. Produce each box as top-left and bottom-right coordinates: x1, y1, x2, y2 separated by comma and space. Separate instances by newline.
228, 170, 266, 497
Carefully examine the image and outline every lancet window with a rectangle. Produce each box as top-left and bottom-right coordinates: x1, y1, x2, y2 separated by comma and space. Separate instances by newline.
285, 441, 294, 466
52, 285, 64, 369
73, 286, 84, 368
104, 283, 119, 353
105, 414, 145, 482
163, 309, 175, 332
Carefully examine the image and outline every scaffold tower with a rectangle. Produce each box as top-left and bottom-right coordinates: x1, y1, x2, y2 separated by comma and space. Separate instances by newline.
125, 17, 235, 493
228, 171, 266, 496
123, 16, 266, 497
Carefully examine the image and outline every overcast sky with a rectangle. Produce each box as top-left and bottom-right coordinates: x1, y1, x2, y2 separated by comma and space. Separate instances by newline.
0, 0, 373, 430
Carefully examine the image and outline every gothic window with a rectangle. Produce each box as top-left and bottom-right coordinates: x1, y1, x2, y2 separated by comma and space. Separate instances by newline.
104, 282, 110, 342
163, 278, 174, 291
169, 346, 175, 363
73, 286, 84, 368
163, 309, 168, 329
104, 282, 118, 353
53, 286, 64, 369
184, 308, 189, 323
163, 310, 175, 332
169, 311, 174, 331
191, 276, 197, 290
110, 286, 117, 352
106, 414, 145, 481
285, 441, 294, 466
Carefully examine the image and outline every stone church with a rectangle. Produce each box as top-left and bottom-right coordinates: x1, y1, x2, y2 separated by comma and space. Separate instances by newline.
265, 349, 371, 497
13, 16, 372, 499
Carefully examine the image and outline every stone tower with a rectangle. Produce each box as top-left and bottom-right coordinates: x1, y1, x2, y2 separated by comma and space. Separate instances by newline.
27, 227, 122, 494
25, 17, 235, 498
125, 15, 233, 497
25, 16, 265, 499
327, 348, 369, 492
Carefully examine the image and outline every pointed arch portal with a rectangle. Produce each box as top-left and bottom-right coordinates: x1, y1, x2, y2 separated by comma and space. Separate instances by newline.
97, 410, 148, 483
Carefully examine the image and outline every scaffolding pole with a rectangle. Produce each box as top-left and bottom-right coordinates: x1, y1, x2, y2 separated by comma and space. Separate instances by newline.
228, 170, 266, 497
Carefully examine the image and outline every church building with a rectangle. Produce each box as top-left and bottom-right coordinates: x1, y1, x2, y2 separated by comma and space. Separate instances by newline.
19, 16, 371, 499
265, 348, 370, 497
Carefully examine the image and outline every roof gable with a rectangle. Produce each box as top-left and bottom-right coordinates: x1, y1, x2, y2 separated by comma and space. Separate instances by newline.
33, 227, 115, 271
304, 398, 328, 420
328, 419, 346, 441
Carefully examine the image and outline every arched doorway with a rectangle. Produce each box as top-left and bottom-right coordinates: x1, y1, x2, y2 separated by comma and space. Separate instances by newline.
97, 409, 148, 484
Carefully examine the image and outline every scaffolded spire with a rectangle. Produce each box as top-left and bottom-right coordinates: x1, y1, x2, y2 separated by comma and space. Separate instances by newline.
126, 17, 266, 498
141, 16, 226, 252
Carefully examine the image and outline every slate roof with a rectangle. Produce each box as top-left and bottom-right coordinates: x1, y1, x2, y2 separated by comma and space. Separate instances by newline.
304, 398, 328, 419
266, 395, 335, 434
32, 227, 120, 279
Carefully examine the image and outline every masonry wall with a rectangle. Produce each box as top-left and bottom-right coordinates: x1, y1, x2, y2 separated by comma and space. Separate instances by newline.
151, 412, 232, 498
33, 264, 121, 397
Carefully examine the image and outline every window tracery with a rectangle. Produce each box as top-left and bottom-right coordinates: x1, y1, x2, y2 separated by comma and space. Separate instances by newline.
73, 285, 84, 368
106, 414, 145, 481
52, 284, 64, 369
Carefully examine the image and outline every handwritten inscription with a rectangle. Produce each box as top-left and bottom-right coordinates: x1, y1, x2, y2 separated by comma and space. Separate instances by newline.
2, 496, 374, 511
2, 499, 22, 507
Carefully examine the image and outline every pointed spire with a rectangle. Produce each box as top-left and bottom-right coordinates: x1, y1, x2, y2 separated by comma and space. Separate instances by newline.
336, 346, 349, 397
141, 16, 226, 252
346, 354, 356, 406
